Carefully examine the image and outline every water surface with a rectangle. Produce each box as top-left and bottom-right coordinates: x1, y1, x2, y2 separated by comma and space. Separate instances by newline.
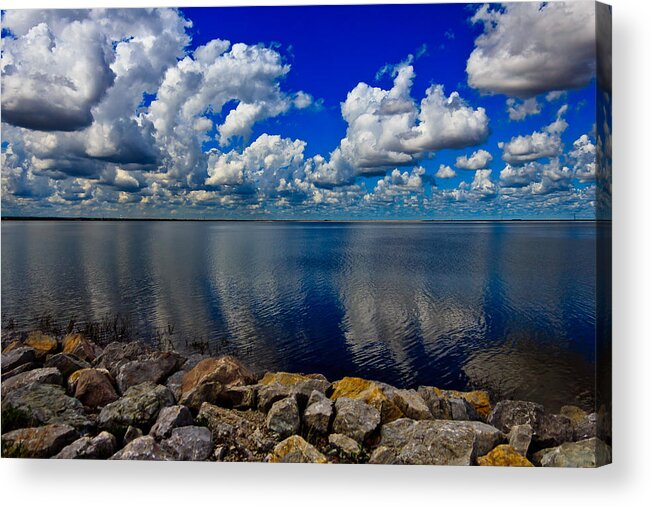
1, 220, 600, 411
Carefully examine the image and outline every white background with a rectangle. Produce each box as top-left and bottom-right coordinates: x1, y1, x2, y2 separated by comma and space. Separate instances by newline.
1, 0, 649, 505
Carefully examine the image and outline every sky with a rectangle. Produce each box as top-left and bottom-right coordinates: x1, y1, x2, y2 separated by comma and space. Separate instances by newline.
1, 2, 612, 219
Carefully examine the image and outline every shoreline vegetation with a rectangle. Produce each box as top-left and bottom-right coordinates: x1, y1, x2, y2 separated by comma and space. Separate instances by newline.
1, 328, 611, 466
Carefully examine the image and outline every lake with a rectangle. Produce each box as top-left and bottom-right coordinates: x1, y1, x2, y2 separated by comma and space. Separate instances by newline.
1, 220, 602, 411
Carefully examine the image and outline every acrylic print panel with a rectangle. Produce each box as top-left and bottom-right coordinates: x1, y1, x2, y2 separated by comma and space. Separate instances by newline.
1, 2, 611, 466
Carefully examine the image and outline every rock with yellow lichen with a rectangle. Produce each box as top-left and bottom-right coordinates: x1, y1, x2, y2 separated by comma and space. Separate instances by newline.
267, 435, 327, 463
477, 444, 534, 467
330, 377, 403, 423
25, 332, 58, 357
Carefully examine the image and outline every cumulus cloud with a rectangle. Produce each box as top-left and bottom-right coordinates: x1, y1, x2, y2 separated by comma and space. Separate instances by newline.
455, 149, 493, 170
448, 169, 497, 201
435, 164, 456, 179
499, 106, 568, 164
467, 2, 597, 98
569, 134, 597, 182
506, 98, 541, 121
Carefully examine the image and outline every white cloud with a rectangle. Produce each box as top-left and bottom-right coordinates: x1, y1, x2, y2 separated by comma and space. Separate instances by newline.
435, 164, 456, 179
569, 134, 597, 182
467, 2, 597, 98
506, 98, 541, 121
455, 149, 493, 170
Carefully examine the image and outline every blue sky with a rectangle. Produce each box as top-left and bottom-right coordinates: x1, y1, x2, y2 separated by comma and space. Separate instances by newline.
1, 3, 611, 219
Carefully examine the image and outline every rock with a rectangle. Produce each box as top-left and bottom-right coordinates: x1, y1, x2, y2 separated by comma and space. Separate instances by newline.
508, 424, 533, 456
267, 435, 327, 463
1, 346, 37, 372
378, 419, 504, 465
418, 386, 491, 420
448, 397, 481, 421
25, 332, 58, 357
257, 382, 293, 413
391, 389, 432, 420
328, 433, 360, 456
179, 382, 224, 412
115, 352, 183, 394
62, 334, 96, 362
162, 426, 213, 461
165, 370, 185, 401
94, 341, 152, 377
221, 385, 257, 409
535, 414, 573, 448
109, 435, 174, 461
266, 397, 300, 438
1, 361, 38, 382
1, 383, 91, 433
1, 367, 63, 397
53, 431, 117, 459
368, 446, 398, 464
574, 412, 598, 441
303, 397, 333, 435
123, 426, 144, 444
150, 405, 193, 439
44, 353, 91, 379
559, 405, 588, 424
488, 400, 545, 434
260, 372, 331, 409
1, 424, 79, 458
98, 381, 175, 436
477, 444, 535, 467
70, 368, 119, 409
2, 339, 22, 354
213, 446, 227, 461
534, 438, 612, 468
181, 356, 255, 395
332, 397, 381, 444
260, 371, 328, 386
330, 377, 403, 423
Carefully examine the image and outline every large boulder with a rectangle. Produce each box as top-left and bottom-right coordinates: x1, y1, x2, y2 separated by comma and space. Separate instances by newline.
418, 386, 491, 420
62, 334, 96, 362
560, 406, 597, 441
477, 444, 534, 467
53, 431, 117, 459
93, 341, 152, 377
535, 414, 573, 448
179, 382, 224, 412
508, 424, 533, 456
70, 368, 119, 409
267, 435, 327, 463
376, 419, 504, 465
1, 383, 91, 433
1, 367, 63, 397
328, 433, 361, 457
2, 424, 79, 458
330, 377, 403, 423
534, 437, 612, 467
98, 382, 175, 436
332, 397, 381, 444
181, 356, 255, 394
488, 400, 545, 434
162, 426, 213, 461
109, 435, 174, 461
116, 352, 184, 394
303, 395, 333, 435
45, 353, 91, 379
260, 372, 330, 409
266, 397, 300, 438
1, 346, 37, 373
257, 382, 293, 413
390, 389, 432, 420
150, 405, 194, 440
25, 332, 58, 357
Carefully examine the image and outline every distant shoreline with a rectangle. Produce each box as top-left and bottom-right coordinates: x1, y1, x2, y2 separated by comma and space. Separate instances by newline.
1, 216, 608, 223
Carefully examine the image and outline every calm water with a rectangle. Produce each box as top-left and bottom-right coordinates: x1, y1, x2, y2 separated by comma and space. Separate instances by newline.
1, 220, 601, 411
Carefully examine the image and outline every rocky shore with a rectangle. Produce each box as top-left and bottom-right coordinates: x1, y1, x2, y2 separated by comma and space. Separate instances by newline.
1, 331, 611, 466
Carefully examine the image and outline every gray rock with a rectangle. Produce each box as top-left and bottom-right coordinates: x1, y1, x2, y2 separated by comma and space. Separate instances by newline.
574, 412, 598, 441
328, 433, 361, 456
93, 341, 152, 377
44, 353, 91, 379
307, 389, 326, 406
368, 446, 398, 464
535, 414, 573, 448
392, 389, 432, 420
332, 397, 381, 444
303, 397, 333, 435
221, 385, 257, 410
1, 346, 37, 372
291, 379, 331, 409
53, 431, 117, 459
123, 426, 144, 444
98, 381, 175, 436
267, 435, 327, 463
1, 383, 91, 433
109, 435, 174, 460
535, 437, 612, 467
1, 361, 38, 382
257, 382, 293, 412
266, 397, 301, 438
162, 426, 213, 461
1, 367, 63, 397
150, 405, 193, 439
115, 352, 183, 394
488, 400, 545, 434
508, 424, 533, 456
165, 370, 185, 402
2, 424, 79, 458
416, 386, 479, 420
179, 381, 224, 412
448, 397, 481, 421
